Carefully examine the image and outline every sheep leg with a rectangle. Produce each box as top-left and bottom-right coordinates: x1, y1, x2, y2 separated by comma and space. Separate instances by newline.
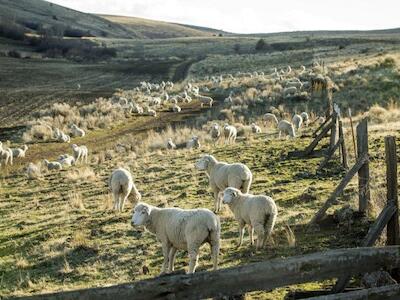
254, 224, 265, 250
249, 226, 254, 246
112, 192, 120, 211
238, 222, 245, 248
212, 188, 220, 213
160, 243, 171, 274
187, 247, 199, 274
168, 247, 177, 273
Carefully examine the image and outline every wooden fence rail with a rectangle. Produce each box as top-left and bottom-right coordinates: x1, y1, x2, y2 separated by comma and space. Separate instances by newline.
12, 246, 400, 300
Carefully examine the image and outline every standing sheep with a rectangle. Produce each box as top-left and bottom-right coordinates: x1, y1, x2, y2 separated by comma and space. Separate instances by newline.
166, 138, 177, 150
223, 124, 237, 143
263, 113, 279, 126
251, 123, 262, 134
278, 120, 296, 138
43, 159, 62, 171
131, 202, 220, 274
172, 104, 181, 113
11, 145, 28, 159
71, 144, 88, 164
109, 168, 141, 212
70, 124, 85, 137
292, 114, 303, 130
197, 95, 213, 108
0, 141, 13, 166
222, 187, 277, 250
300, 112, 309, 126
195, 154, 253, 213
58, 154, 75, 167
210, 123, 221, 140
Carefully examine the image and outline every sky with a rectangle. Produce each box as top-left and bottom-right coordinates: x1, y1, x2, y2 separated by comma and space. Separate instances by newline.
47, 0, 399, 34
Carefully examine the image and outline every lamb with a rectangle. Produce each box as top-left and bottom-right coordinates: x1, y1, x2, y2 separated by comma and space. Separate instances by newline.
43, 159, 62, 171
131, 202, 220, 274
11, 145, 28, 159
222, 187, 277, 250
292, 114, 303, 130
58, 154, 75, 167
300, 112, 309, 126
223, 124, 237, 143
263, 113, 279, 125
195, 154, 253, 212
278, 120, 296, 138
166, 138, 177, 150
210, 123, 221, 140
251, 123, 262, 134
70, 124, 85, 137
109, 168, 141, 212
187, 136, 201, 149
0, 141, 13, 166
197, 95, 213, 107
71, 144, 88, 164
172, 104, 181, 113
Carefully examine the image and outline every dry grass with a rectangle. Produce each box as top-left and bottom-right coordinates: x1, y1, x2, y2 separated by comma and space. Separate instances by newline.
65, 166, 97, 182
67, 190, 85, 210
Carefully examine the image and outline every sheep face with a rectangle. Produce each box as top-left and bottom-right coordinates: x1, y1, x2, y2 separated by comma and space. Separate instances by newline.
222, 187, 239, 204
131, 203, 150, 226
195, 156, 210, 170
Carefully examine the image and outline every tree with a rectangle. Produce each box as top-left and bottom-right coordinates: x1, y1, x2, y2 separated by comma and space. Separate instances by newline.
255, 38, 266, 51
233, 43, 241, 54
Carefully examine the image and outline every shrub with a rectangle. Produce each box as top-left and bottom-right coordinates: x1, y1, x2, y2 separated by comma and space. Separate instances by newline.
255, 38, 266, 51
64, 27, 93, 38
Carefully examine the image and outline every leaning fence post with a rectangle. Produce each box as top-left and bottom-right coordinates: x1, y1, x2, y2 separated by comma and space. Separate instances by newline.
329, 112, 337, 150
338, 120, 348, 169
386, 136, 399, 246
356, 119, 370, 215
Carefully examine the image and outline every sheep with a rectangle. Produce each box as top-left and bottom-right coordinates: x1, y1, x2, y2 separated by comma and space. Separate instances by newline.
58, 154, 75, 167
54, 128, 70, 143
195, 154, 253, 213
223, 124, 237, 143
70, 124, 85, 137
172, 104, 181, 113
109, 168, 141, 212
145, 108, 157, 117
26, 162, 41, 179
263, 113, 279, 125
300, 112, 309, 126
166, 138, 177, 150
292, 114, 303, 130
210, 123, 221, 140
132, 104, 144, 114
11, 145, 28, 159
283, 86, 297, 97
187, 136, 200, 149
71, 144, 88, 164
43, 159, 62, 171
251, 123, 262, 134
0, 141, 13, 166
222, 187, 277, 250
131, 202, 220, 274
278, 120, 296, 138
197, 95, 213, 107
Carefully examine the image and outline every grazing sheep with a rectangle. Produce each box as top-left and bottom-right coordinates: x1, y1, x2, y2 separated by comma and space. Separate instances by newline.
145, 108, 157, 117
263, 113, 279, 125
132, 104, 144, 114
109, 168, 141, 212
187, 136, 200, 149
210, 123, 221, 140
283, 86, 297, 97
26, 162, 41, 179
70, 124, 85, 137
58, 154, 75, 167
43, 159, 62, 171
300, 112, 309, 126
222, 187, 277, 249
54, 128, 70, 143
195, 154, 253, 212
223, 124, 237, 143
278, 120, 296, 138
197, 95, 213, 107
0, 141, 13, 166
172, 104, 181, 113
131, 202, 220, 274
292, 114, 303, 130
11, 145, 28, 159
166, 138, 177, 150
251, 123, 262, 134
71, 144, 88, 164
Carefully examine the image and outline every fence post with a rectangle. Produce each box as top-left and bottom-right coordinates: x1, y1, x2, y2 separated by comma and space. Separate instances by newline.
386, 136, 399, 246
329, 112, 337, 150
356, 119, 370, 215
338, 120, 348, 169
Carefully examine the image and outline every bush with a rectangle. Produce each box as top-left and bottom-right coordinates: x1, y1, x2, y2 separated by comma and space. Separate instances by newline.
64, 27, 93, 38
255, 38, 266, 51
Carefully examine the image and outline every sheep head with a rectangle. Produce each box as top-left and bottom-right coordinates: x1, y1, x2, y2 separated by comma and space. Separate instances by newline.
222, 187, 240, 204
131, 203, 151, 226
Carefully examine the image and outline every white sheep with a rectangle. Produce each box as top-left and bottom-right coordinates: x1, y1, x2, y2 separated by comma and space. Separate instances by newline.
263, 113, 279, 125
187, 136, 200, 149
210, 123, 221, 140
166, 138, 176, 150
292, 114, 303, 130
283, 86, 297, 98
172, 104, 181, 113
222, 187, 277, 250
300, 112, 309, 126
195, 154, 253, 212
58, 154, 75, 167
278, 120, 296, 138
43, 159, 62, 171
251, 123, 262, 134
0, 141, 13, 166
223, 124, 237, 143
109, 168, 141, 212
197, 95, 213, 107
71, 144, 88, 164
11, 145, 28, 159
54, 128, 70, 143
131, 202, 220, 274
70, 124, 85, 137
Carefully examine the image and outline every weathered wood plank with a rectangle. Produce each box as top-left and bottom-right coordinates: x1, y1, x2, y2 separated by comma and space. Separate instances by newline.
339, 120, 348, 169
312, 113, 332, 137
386, 136, 399, 246
329, 112, 338, 150
318, 137, 343, 170
356, 118, 370, 214
305, 120, 333, 156
310, 284, 400, 300
310, 153, 369, 225
13, 247, 400, 300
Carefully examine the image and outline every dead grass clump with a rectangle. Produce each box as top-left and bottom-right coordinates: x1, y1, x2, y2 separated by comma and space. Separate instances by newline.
67, 191, 85, 210
22, 124, 53, 142
66, 166, 97, 182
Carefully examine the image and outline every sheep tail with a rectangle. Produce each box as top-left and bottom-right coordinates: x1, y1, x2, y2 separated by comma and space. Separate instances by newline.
263, 209, 277, 247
